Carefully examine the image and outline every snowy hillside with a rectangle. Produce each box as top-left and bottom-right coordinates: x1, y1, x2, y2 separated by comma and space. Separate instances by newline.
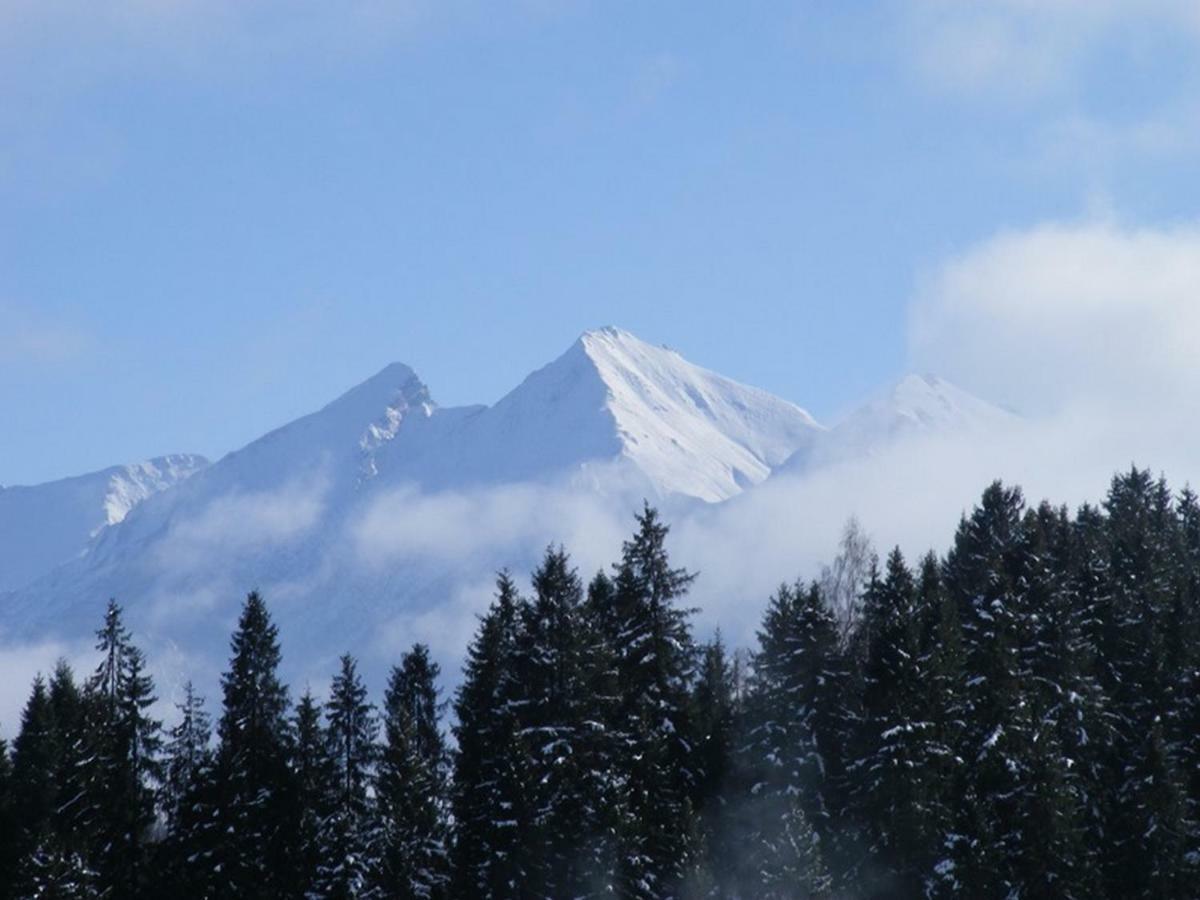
1, 329, 824, 685
0, 454, 208, 593
777, 373, 1020, 476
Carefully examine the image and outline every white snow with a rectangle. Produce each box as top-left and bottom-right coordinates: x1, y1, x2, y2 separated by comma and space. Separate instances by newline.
777, 373, 1020, 476
0, 328, 1017, 722
0, 453, 208, 593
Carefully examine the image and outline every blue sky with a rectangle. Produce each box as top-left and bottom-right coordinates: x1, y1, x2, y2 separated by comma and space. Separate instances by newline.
3, 0, 1200, 486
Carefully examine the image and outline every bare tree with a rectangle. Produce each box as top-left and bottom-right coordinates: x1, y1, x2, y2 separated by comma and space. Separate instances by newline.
818, 516, 876, 650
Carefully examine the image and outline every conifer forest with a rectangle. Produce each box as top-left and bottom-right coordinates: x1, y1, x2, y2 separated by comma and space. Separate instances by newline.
2, 467, 1200, 899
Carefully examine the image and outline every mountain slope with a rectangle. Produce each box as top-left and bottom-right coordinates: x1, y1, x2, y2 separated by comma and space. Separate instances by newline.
778, 373, 1019, 475
371, 327, 823, 501
0, 454, 208, 593
3, 329, 820, 655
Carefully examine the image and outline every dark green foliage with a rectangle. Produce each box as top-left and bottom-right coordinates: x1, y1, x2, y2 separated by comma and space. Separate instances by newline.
8, 478, 1200, 898
374, 644, 450, 899
157, 682, 219, 897
451, 572, 536, 897
213, 591, 296, 898
607, 504, 700, 898
290, 690, 335, 897
315, 654, 378, 899
82, 602, 163, 898
738, 580, 841, 896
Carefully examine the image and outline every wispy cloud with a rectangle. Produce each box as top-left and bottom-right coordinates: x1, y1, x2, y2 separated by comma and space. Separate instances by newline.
909, 218, 1200, 416
0, 301, 93, 367
901, 0, 1200, 98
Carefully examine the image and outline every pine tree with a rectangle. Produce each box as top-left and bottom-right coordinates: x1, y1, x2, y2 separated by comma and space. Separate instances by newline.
214, 591, 296, 898
1111, 717, 1199, 898
0, 733, 17, 900
451, 572, 536, 897
850, 548, 941, 896
374, 645, 450, 899
158, 682, 219, 898
606, 504, 700, 898
13, 833, 100, 900
11, 677, 60, 879
291, 689, 335, 898
689, 635, 739, 897
315, 654, 378, 899
912, 549, 965, 897
740, 581, 843, 897
940, 482, 1035, 896
46, 661, 88, 847
1100, 469, 1183, 893
82, 600, 163, 898
1016, 502, 1102, 897
514, 546, 616, 897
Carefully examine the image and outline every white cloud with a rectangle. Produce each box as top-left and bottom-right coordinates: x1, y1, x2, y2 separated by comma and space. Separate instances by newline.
909, 219, 1200, 417
903, 0, 1200, 97
153, 477, 329, 573
0, 302, 92, 366
352, 480, 630, 573
0, 635, 94, 738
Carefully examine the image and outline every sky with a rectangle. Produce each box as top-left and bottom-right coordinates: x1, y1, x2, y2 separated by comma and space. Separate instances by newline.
3, 0, 1200, 486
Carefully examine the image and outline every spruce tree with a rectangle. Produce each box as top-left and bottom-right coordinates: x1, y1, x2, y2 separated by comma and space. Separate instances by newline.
315, 654, 378, 899
451, 572, 535, 897
689, 635, 739, 897
158, 682, 219, 897
291, 689, 335, 897
850, 548, 941, 896
214, 591, 296, 898
82, 600, 163, 898
10, 677, 60, 879
607, 504, 699, 898
940, 482, 1038, 896
740, 581, 843, 896
515, 547, 616, 896
0, 734, 17, 900
374, 644, 450, 899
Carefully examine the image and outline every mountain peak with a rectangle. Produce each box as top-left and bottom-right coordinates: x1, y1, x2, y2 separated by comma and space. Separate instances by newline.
505, 327, 823, 501
778, 372, 1018, 476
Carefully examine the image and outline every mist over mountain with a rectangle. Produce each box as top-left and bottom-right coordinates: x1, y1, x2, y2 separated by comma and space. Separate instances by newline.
0, 328, 1014, 711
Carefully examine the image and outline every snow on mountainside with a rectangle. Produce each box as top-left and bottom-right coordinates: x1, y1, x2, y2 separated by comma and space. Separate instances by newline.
2, 329, 821, 653
0, 332, 1021, 727
777, 373, 1020, 476
0, 454, 208, 593
369, 327, 824, 501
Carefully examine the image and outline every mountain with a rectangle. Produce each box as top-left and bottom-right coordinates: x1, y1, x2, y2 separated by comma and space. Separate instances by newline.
1, 329, 822, 682
0, 454, 209, 593
776, 373, 1020, 476
367, 327, 823, 501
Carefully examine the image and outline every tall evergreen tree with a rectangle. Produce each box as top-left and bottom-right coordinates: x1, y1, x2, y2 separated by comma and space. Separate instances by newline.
850, 548, 942, 896
158, 682, 219, 898
451, 572, 535, 897
939, 482, 1036, 896
214, 591, 296, 898
290, 689, 335, 898
740, 581, 842, 896
689, 634, 739, 897
315, 654, 378, 899
81, 601, 163, 898
515, 547, 616, 897
606, 504, 699, 898
0, 733, 14, 900
374, 644, 450, 899
10, 677, 60, 887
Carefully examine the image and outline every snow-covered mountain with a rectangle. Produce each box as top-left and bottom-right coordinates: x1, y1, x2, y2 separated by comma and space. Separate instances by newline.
1, 329, 822, 670
777, 373, 1020, 476
0, 333, 1020, 713
0, 454, 208, 593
